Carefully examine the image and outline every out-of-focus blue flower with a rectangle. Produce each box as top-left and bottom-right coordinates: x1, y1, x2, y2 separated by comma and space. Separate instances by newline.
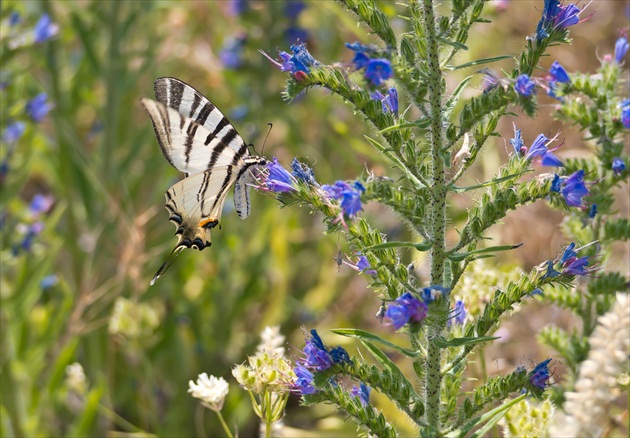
322, 180, 365, 218
563, 255, 591, 276
9, 12, 21, 27
621, 99, 630, 129
365, 59, 393, 87
481, 69, 501, 93
612, 157, 625, 176
421, 285, 450, 304
370, 87, 398, 115
285, 27, 309, 45
33, 13, 59, 44
550, 170, 588, 207
510, 123, 525, 155
291, 158, 317, 185
345, 42, 374, 54
329, 346, 351, 365
25, 93, 51, 122
29, 193, 54, 217
262, 42, 318, 77
264, 157, 295, 193
303, 329, 333, 371
547, 81, 564, 102
294, 365, 317, 395
449, 300, 466, 326
41, 274, 58, 289
343, 252, 377, 276
350, 383, 371, 406
529, 358, 551, 389
529, 288, 544, 296
16, 221, 44, 253
384, 292, 428, 329
614, 37, 629, 64
2, 121, 25, 144
514, 74, 536, 97
548, 61, 571, 83
588, 204, 597, 218
228, 0, 248, 16
542, 260, 560, 279
560, 242, 577, 264
541, 151, 563, 167
285, 1, 306, 20
219, 36, 246, 69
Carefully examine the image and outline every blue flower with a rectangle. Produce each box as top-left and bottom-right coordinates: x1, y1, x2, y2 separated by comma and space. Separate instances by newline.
294, 365, 317, 395
514, 74, 536, 97
351, 51, 371, 69
16, 221, 44, 253
371, 87, 398, 114
219, 36, 246, 69
365, 59, 393, 87
285, 1, 306, 20
621, 99, 630, 129
291, 158, 317, 185
9, 11, 21, 27
356, 254, 376, 275
525, 134, 550, 160
262, 43, 318, 76
542, 260, 560, 279
2, 121, 25, 144
33, 13, 59, 44
449, 300, 466, 326
40, 274, 58, 290
536, 0, 580, 42
481, 69, 501, 93
614, 37, 629, 64
350, 383, 371, 406
588, 204, 597, 218
612, 157, 625, 176
550, 170, 588, 207
264, 157, 295, 193
29, 194, 54, 217
563, 255, 591, 275
322, 180, 365, 218
329, 346, 351, 365
510, 123, 525, 155
554, 4, 580, 28
25, 93, 51, 122
529, 358, 551, 389
560, 242, 577, 264
421, 285, 450, 304
228, 0, 248, 16
303, 330, 333, 371
345, 42, 374, 54
541, 151, 563, 167
529, 288, 544, 296
548, 61, 570, 83
384, 292, 428, 329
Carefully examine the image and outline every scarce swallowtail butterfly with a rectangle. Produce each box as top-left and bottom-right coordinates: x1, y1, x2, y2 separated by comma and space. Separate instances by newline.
141, 77, 267, 285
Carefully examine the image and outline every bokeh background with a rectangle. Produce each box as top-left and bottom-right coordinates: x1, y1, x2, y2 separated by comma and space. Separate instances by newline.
1, 1, 628, 436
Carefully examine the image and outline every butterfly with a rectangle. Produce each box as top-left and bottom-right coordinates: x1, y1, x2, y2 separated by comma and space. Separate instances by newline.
141, 77, 267, 285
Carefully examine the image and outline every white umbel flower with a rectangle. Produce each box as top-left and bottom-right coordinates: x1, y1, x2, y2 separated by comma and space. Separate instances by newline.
188, 373, 229, 411
256, 325, 286, 357
65, 362, 87, 393
549, 293, 630, 437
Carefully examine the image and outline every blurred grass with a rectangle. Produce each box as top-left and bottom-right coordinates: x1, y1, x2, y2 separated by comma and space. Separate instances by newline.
0, 1, 627, 436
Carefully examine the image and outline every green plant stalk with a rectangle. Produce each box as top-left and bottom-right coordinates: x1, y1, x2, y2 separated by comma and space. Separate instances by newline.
103, 0, 121, 177
214, 410, 234, 438
419, 0, 449, 430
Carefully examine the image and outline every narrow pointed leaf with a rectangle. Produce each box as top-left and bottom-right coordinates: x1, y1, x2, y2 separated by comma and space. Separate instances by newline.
332, 328, 421, 357
365, 241, 432, 251
434, 335, 499, 348
448, 55, 514, 71
447, 243, 523, 262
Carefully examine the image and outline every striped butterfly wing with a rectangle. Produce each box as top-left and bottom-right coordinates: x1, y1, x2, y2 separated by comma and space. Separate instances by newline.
142, 78, 266, 285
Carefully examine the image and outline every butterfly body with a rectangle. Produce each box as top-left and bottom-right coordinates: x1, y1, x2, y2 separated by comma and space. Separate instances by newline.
142, 77, 267, 284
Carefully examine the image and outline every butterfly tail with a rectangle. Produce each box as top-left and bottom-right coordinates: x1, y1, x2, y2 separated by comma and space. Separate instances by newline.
150, 245, 186, 286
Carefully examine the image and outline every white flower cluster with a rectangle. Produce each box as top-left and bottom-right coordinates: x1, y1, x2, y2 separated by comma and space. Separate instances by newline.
188, 373, 229, 411
549, 293, 630, 437
65, 362, 87, 393
256, 325, 286, 357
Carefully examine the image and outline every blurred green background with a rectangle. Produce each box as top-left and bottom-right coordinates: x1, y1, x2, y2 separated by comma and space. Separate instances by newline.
1, 1, 627, 436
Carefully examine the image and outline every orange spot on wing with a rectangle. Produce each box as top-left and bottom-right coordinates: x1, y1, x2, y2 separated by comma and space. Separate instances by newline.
199, 218, 218, 228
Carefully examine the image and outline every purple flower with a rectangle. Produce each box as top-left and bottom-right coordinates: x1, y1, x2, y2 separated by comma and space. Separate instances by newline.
219, 36, 246, 69
365, 59, 393, 87
514, 74, 536, 97
33, 14, 59, 44
384, 292, 428, 329
262, 42, 318, 76
542, 260, 560, 279
529, 358, 552, 389
614, 37, 629, 64
563, 255, 591, 275
322, 180, 365, 218
25, 93, 51, 122
548, 61, 570, 83
510, 123, 525, 155
421, 285, 450, 304
481, 70, 501, 93
371, 87, 398, 114
525, 134, 550, 160
554, 4, 580, 28
588, 204, 597, 218
350, 383, 371, 406
29, 194, 54, 217
303, 330, 333, 371
560, 242, 577, 264
449, 300, 466, 326
228, 0, 248, 16
329, 346, 351, 365
264, 157, 295, 193
2, 121, 25, 144
612, 157, 625, 176
16, 221, 44, 253
541, 151, 564, 167
285, 1, 306, 20
294, 365, 317, 395
291, 158, 317, 185
536, 0, 580, 42
9, 12, 21, 27
621, 99, 630, 129
551, 170, 588, 207
344, 252, 377, 276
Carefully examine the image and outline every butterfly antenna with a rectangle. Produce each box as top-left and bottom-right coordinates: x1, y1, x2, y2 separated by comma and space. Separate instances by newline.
261, 122, 273, 156
150, 245, 186, 286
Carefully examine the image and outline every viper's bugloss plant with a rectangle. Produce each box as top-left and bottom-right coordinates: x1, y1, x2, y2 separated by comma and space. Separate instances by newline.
248, 0, 628, 436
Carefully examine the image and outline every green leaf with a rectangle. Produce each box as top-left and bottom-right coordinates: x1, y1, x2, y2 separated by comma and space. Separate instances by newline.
444, 76, 473, 121
434, 335, 499, 348
331, 329, 421, 357
447, 243, 523, 262
364, 241, 432, 251
360, 340, 420, 399
447, 55, 514, 71
450, 171, 531, 192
